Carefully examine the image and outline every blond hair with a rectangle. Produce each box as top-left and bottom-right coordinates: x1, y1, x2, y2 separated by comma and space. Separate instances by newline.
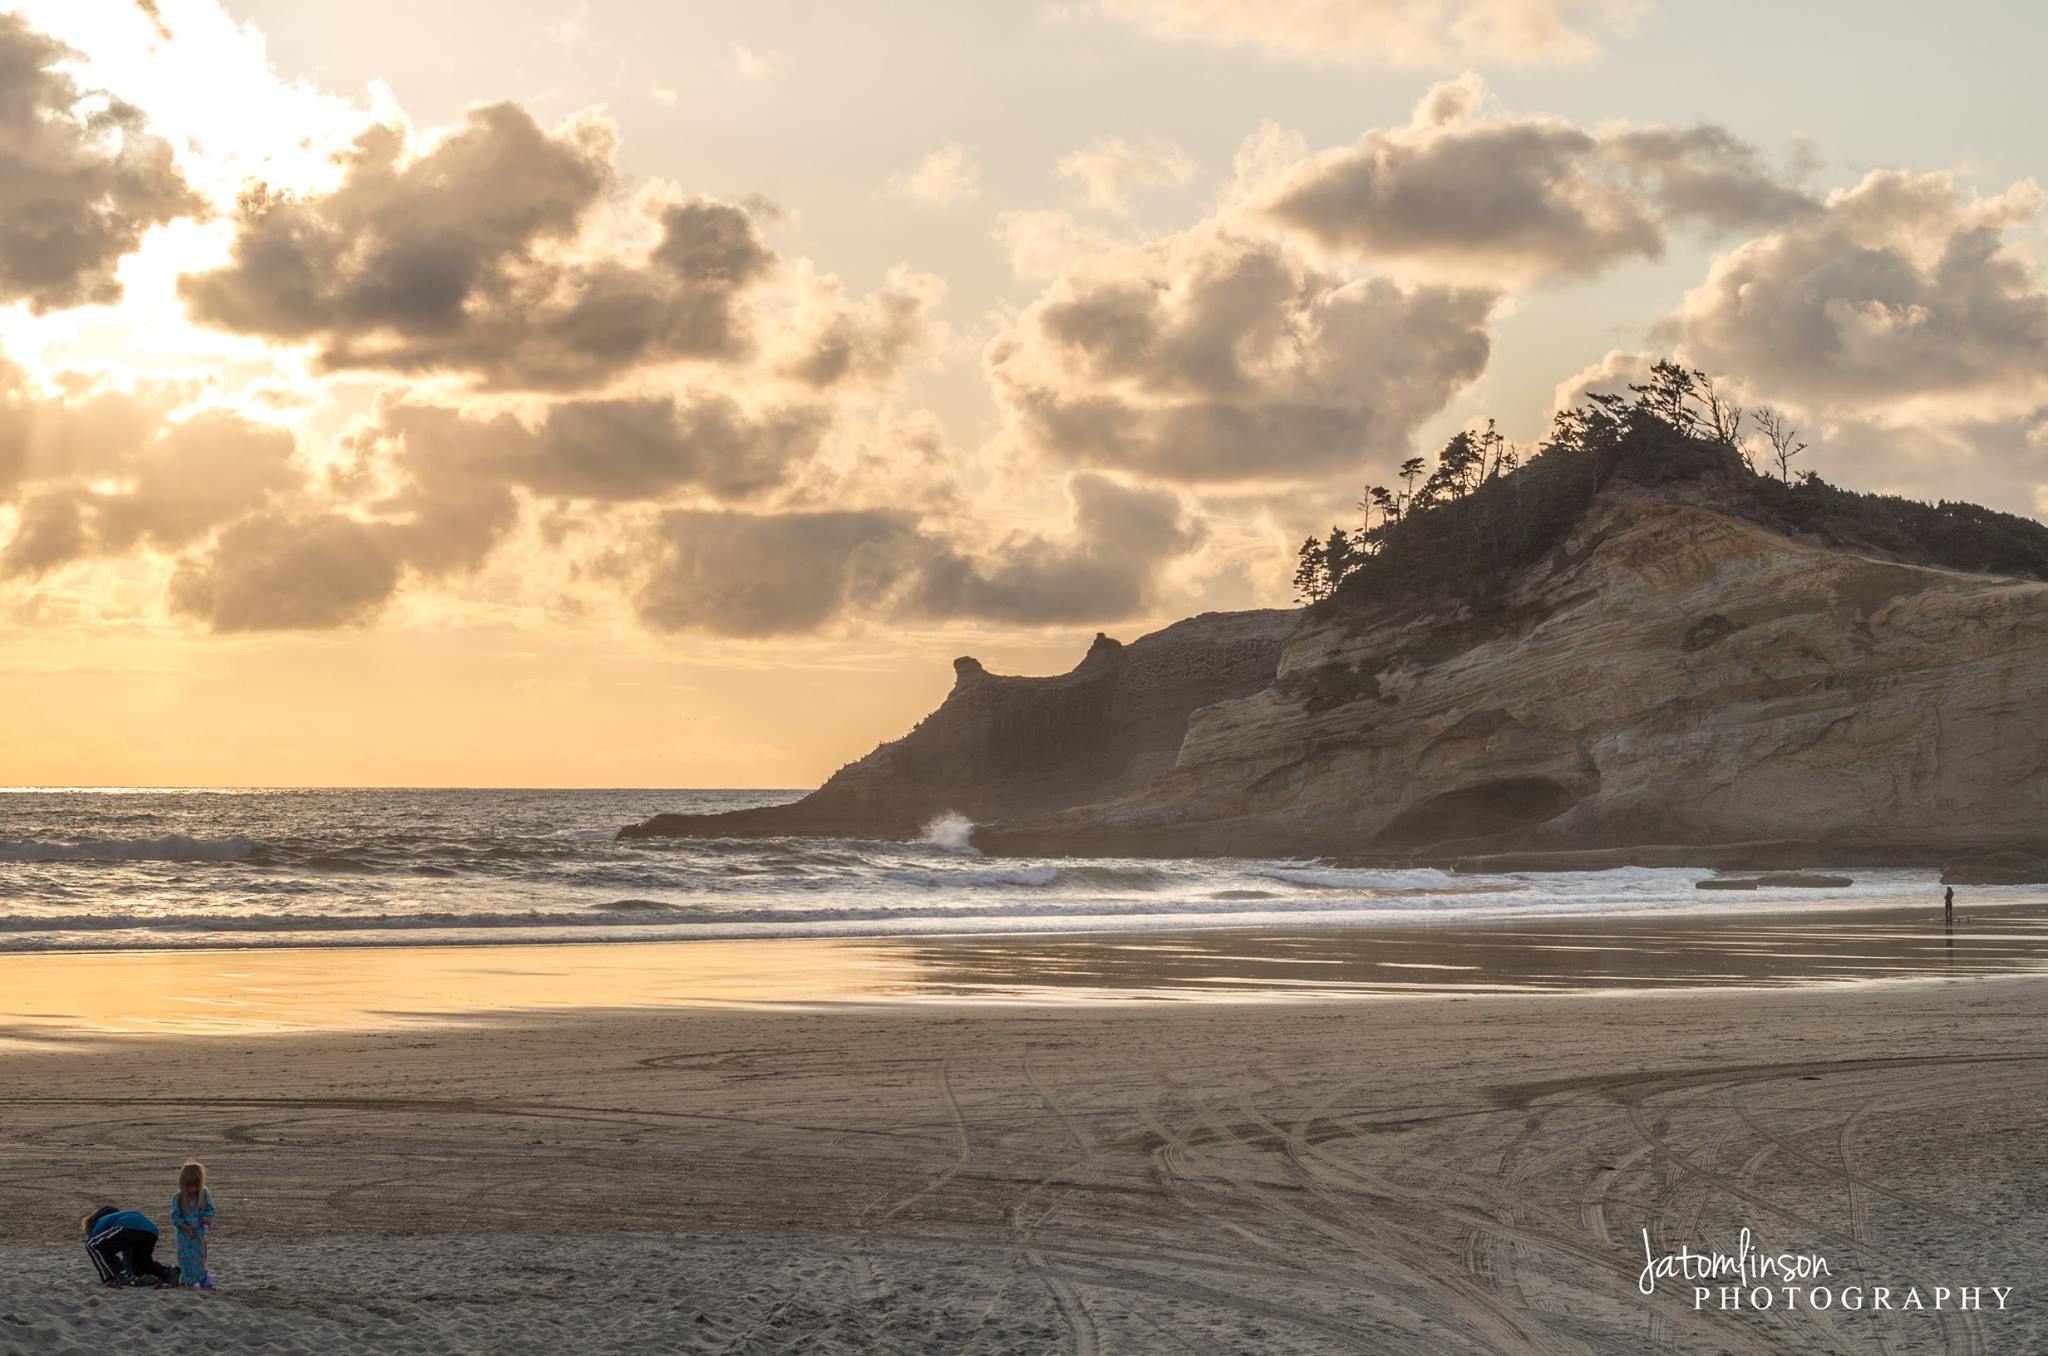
178, 1160, 206, 1208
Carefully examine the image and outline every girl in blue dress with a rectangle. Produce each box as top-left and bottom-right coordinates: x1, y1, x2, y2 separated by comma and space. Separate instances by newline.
169, 1160, 216, 1289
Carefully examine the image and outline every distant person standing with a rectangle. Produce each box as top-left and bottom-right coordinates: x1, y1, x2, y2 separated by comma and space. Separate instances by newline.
82, 1206, 179, 1287
1945, 886, 1955, 924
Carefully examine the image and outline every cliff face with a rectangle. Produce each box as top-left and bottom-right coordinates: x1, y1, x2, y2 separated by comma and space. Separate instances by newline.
618, 609, 1296, 840
975, 462, 2048, 860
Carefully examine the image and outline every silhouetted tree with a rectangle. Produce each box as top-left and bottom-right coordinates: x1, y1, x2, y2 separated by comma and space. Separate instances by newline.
1697, 371, 1744, 450
1292, 526, 1364, 603
1629, 360, 1701, 436
1398, 456, 1426, 499
1360, 483, 1402, 532
1756, 406, 1808, 484
1292, 535, 1327, 603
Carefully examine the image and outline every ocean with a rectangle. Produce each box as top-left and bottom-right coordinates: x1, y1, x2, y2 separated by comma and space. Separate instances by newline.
0, 787, 1991, 953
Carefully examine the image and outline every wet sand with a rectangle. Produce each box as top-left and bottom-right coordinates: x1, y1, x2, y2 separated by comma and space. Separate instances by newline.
3, 908, 2046, 1353
5, 901, 2047, 1045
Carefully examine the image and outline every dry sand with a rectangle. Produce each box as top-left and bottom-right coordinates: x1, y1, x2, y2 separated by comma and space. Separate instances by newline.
2, 925, 2045, 1354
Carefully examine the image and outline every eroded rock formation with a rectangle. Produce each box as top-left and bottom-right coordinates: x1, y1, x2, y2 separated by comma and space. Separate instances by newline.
975, 443, 2048, 860
617, 610, 1296, 840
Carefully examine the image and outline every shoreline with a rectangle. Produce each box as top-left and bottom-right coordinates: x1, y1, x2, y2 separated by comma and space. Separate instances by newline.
0, 878, 2028, 957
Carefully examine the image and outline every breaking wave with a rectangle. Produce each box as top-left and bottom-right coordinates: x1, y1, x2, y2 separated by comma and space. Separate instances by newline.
0, 834, 261, 863
0, 787, 1983, 953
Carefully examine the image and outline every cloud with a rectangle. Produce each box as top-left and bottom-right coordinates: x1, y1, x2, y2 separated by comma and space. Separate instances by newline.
731, 42, 779, 78
1262, 75, 1814, 286
777, 266, 945, 388
377, 393, 832, 504
0, 363, 165, 500
890, 142, 981, 206
177, 106, 790, 389
1665, 170, 2048, 421
1603, 125, 1820, 234
132, 0, 171, 41
1805, 414, 2048, 519
907, 474, 1197, 623
1057, 136, 1197, 216
0, 13, 200, 311
987, 221, 1495, 482
0, 491, 91, 578
167, 511, 403, 632
1, 416, 301, 577
1552, 347, 1657, 411
178, 102, 939, 394
993, 210, 1119, 282
631, 507, 915, 636
632, 475, 1199, 636
1079, 0, 1644, 68
0, 365, 306, 579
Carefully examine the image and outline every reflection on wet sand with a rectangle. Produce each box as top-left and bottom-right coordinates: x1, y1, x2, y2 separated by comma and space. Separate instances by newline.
4, 902, 2046, 1044
888, 901, 2048, 998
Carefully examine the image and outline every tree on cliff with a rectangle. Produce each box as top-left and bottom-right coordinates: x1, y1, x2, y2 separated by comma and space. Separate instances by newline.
1755, 406, 1808, 484
1292, 527, 1361, 603
1293, 356, 2048, 608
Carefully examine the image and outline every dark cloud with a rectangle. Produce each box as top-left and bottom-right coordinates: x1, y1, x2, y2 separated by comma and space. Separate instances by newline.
0, 404, 302, 577
0, 489, 90, 578
0, 364, 164, 499
167, 512, 403, 632
907, 474, 1197, 624
1605, 126, 1819, 234
379, 393, 830, 503
633, 475, 1199, 636
988, 224, 1494, 481
0, 14, 200, 311
1264, 77, 1814, 285
782, 271, 942, 388
1666, 171, 2048, 415
122, 380, 850, 632
634, 506, 925, 636
94, 414, 300, 551
157, 464, 518, 633
179, 105, 785, 390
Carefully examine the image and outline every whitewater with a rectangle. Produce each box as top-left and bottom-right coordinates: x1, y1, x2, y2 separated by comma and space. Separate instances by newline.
0, 788, 1994, 953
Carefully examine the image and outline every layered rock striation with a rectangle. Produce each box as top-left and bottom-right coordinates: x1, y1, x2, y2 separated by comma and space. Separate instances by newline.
975, 437, 2048, 860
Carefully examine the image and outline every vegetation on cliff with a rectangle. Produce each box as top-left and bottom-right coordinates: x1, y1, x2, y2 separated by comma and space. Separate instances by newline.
1293, 362, 2048, 611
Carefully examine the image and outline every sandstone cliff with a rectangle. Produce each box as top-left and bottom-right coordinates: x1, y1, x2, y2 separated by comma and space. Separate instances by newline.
975, 438, 2048, 861
618, 609, 1295, 840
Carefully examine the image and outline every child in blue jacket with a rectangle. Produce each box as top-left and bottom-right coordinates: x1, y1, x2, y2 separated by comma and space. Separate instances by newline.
82, 1206, 180, 1287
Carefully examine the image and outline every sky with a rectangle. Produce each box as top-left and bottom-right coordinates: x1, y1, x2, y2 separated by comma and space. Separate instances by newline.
1, 0, 2044, 787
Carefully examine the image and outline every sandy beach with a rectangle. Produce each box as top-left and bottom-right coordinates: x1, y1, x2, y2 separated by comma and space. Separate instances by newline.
3, 914, 2045, 1354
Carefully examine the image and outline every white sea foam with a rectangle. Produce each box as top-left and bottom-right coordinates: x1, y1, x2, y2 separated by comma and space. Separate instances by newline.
918, 811, 977, 853
0, 833, 260, 862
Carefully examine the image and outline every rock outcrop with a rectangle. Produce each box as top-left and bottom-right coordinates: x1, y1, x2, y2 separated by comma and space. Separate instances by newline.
617, 610, 1296, 841
974, 440, 2048, 860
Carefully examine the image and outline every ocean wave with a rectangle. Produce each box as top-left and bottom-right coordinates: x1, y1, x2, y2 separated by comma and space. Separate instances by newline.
917, 811, 977, 853
0, 890, 1467, 937
305, 854, 375, 873
0, 834, 261, 863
